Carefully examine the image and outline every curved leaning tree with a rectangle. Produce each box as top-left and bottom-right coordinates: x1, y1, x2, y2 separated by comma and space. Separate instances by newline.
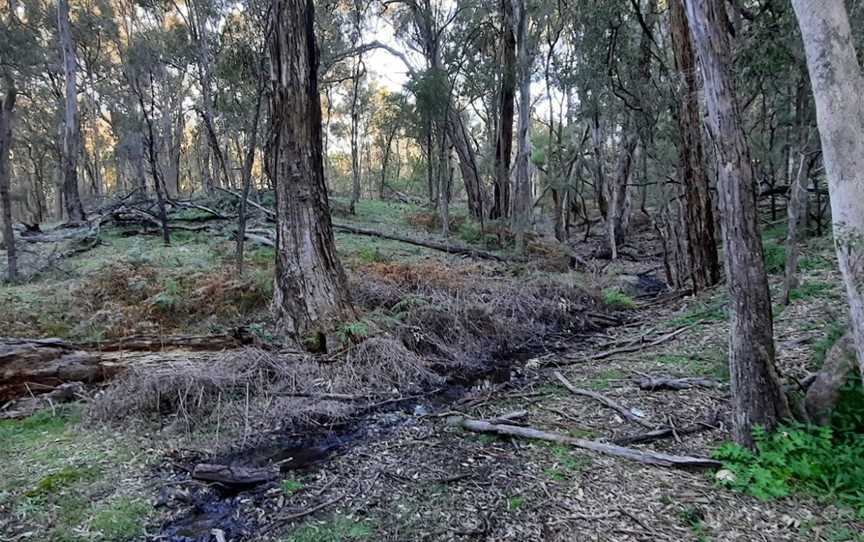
267, 0, 355, 350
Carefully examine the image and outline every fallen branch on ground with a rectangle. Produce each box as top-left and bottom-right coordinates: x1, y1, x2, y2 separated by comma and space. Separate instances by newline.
450, 416, 720, 469
635, 376, 722, 391
554, 371, 652, 428
192, 463, 278, 487
613, 418, 720, 445
555, 323, 699, 365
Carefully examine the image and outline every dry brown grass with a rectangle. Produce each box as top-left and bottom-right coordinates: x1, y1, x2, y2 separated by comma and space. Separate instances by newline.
72, 263, 271, 337
88, 340, 443, 442
404, 210, 466, 232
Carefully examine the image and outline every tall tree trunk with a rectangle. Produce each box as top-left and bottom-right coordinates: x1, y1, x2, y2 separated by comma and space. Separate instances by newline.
491, 0, 516, 220
511, 0, 531, 254
782, 149, 815, 304
0, 83, 17, 282
268, 0, 354, 349
57, 0, 85, 223
447, 110, 484, 220
686, 0, 791, 447
670, 0, 720, 292
349, 59, 363, 214
792, 0, 864, 382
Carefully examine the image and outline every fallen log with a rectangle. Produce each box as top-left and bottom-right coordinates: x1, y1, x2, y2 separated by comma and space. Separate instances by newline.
75, 330, 255, 352
331, 223, 513, 262
1, 333, 256, 402
635, 377, 722, 391
217, 187, 515, 262
0, 338, 109, 402
0, 382, 84, 419
554, 371, 652, 428
450, 416, 721, 469
192, 463, 278, 487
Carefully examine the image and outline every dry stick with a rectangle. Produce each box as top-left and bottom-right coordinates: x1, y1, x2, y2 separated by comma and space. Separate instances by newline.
555, 322, 699, 365
613, 419, 719, 445
452, 417, 720, 469
261, 493, 346, 534
553, 371, 653, 428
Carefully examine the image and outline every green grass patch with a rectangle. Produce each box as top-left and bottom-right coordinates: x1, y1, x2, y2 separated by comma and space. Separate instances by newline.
88, 497, 150, 540
789, 281, 837, 302
281, 515, 374, 542
602, 288, 636, 309
506, 496, 525, 510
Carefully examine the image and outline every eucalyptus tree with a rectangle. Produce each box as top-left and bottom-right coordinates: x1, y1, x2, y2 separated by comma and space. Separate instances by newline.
268, 0, 354, 347
792, 0, 864, 382
686, 0, 790, 447
57, 0, 86, 221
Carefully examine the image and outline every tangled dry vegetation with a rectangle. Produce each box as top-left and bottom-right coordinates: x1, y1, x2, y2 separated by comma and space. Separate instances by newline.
87, 260, 607, 447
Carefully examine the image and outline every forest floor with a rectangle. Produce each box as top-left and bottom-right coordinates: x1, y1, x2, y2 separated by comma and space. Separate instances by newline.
1, 198, 862, 542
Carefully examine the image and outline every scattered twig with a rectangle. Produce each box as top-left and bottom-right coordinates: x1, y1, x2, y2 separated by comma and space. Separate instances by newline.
553, 371, 652, 428
555, 322, 700, 364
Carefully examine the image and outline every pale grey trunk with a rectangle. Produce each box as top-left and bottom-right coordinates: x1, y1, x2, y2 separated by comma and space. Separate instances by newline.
57, 0, 85, 222
792, 0, 864, 382
782, 149, 814, 304
687, 0, 791, 447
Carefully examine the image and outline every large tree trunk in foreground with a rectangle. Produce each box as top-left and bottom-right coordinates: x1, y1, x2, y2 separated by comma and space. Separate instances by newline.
792, 0, 864, 382
670, 0, 720, 292
687, 0, 791, 447
57, 0, 86, 223
268, 0, 354, 350
0, 83, 17, 281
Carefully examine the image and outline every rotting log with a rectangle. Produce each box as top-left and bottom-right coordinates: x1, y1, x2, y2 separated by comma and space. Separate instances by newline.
1, 332, 256, 403
75, 329, 255, 352
450, 416, 721, 469
192, 463, 278, 487
0, 338, 108, 402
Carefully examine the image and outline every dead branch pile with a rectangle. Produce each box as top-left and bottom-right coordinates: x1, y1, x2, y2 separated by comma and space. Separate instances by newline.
88, 341, 442, 440
351, 262, 604, 373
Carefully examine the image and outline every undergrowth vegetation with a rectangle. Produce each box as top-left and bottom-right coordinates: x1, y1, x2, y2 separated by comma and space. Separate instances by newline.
714, 374, 864, 516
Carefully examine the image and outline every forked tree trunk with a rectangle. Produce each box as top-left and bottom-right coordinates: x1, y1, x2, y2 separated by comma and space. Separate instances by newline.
792, 0, 864, 382
670, 0, 720, 292
686, 0, 791, 447
268, 0, 354, 349
447, 110, 484, 220
491, 0, 516, 220
57, 0, 85, 223
0, 83, 17, 282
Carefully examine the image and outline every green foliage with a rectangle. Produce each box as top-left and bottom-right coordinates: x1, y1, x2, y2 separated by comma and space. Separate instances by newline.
506, 496, 525, 510
799, 253, 834, 272
338, 320, 371, 345
602, 288, 636, 309
280, 478, 304, 496
762, 241, 786, 275
282, 515, 373, 542
713, 424, 864, 515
